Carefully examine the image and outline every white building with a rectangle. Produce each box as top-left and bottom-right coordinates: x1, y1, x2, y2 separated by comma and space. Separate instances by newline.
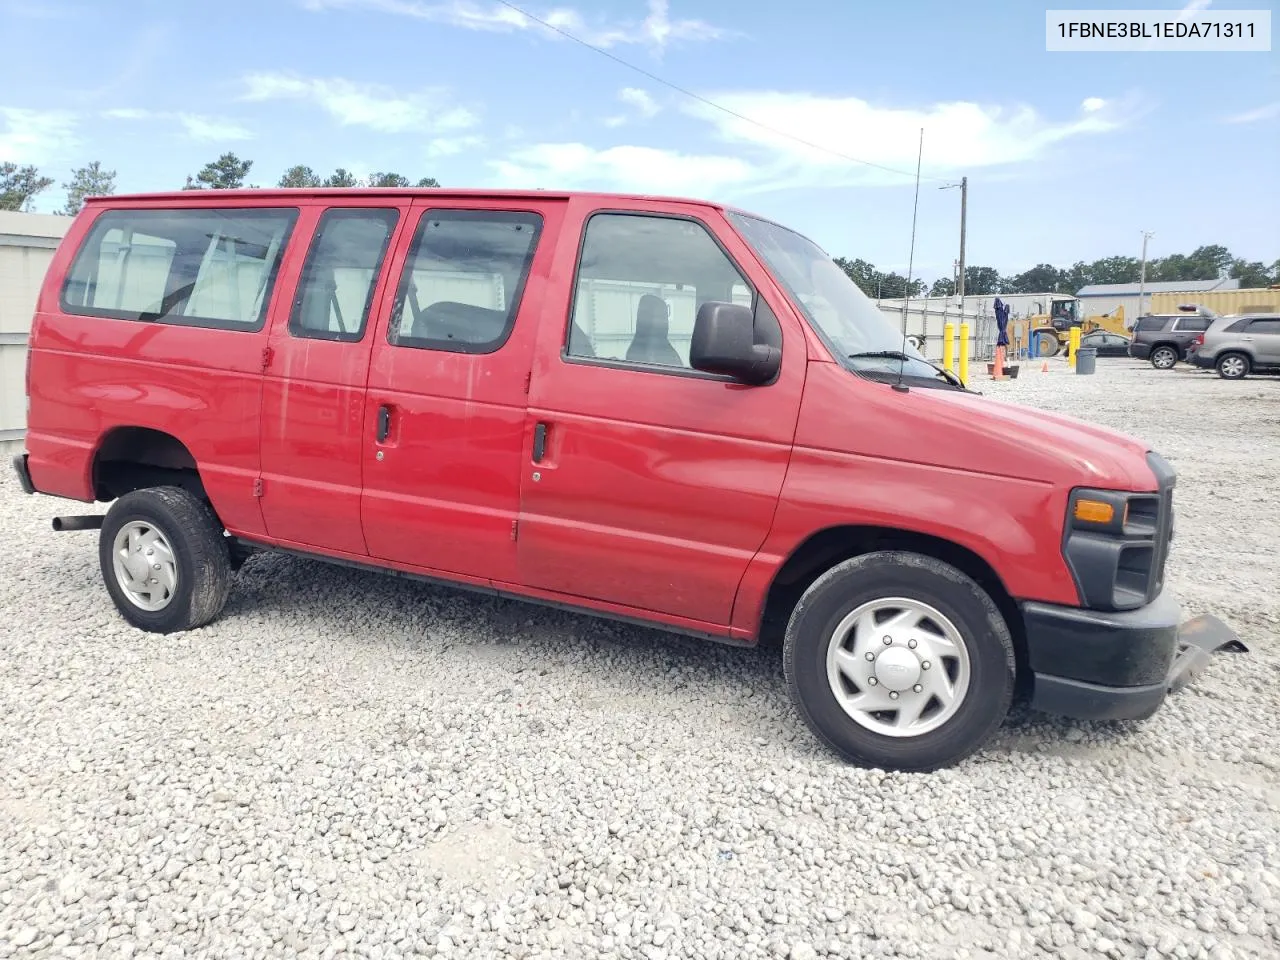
1, 211, 72, 454
1076, 278, 1241, 323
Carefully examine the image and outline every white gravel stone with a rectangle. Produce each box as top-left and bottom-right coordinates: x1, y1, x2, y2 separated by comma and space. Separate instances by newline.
1, 360, 1277, 959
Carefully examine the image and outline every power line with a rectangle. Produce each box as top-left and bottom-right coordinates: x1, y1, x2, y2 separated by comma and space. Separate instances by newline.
493, 0, 953, 185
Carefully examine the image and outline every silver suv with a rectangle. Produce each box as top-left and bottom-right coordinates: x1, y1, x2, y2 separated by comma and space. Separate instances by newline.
1189, 313, 1280, 380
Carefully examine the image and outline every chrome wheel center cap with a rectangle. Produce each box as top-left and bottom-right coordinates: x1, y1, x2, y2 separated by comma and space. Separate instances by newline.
874, 646, 922, 692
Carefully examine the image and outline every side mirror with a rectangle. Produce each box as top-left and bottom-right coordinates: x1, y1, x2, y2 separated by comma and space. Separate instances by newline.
689, 301, 780, 385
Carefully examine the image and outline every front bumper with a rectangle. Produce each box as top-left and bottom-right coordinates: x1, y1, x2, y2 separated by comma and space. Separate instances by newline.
11, 453, 35, 495
1022, 589, 1246, 721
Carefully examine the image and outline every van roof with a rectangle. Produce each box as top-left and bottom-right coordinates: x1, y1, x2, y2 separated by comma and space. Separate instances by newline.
85, 187, 736, 212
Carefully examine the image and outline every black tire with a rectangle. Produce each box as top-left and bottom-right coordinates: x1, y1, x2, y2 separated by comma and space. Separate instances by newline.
782, 551, 1015, 772
1215, 352, 1249, 380
1149, 345, 1178, 370
1035, 332, 1059, 358
98, 486, 233, 633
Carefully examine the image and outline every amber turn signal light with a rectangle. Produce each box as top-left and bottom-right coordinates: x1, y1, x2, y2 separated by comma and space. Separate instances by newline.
1073, 499, 1115, 524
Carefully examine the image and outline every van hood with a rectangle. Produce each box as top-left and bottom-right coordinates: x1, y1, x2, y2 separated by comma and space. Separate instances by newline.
917, 385, 1158, 490
799, 363, 1162, 492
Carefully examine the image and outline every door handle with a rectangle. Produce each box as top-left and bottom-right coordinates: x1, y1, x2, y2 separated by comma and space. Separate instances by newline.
1240, 336, 1254, 341
532, 422, 548, 463
376, 404, 392, 443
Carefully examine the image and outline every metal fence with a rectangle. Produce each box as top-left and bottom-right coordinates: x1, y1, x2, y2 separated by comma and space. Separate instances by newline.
874, 296, 999, 363
0, 213, 70, 454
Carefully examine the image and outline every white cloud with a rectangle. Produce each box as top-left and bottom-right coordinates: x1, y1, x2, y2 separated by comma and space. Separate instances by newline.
0, 107, 79, 164
619, 87, 660, 118
241, 72, 476, 133
491, 90, 1135, 198
489, 142, 757, 196
102, 107, 152, 120
684, 91, 1130, 181
604, 87, 661, 127
101, 108, 253, 142
426, 134, 484, 157
178, 114, 254, 141
1223, 102, 1280, 124
299, 0, 729, 52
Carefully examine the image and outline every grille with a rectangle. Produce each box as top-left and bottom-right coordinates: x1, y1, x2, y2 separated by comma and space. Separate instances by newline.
1146, 451, 1176, 603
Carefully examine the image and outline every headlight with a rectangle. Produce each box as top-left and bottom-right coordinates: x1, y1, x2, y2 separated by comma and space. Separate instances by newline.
1063, 461, 1174, 612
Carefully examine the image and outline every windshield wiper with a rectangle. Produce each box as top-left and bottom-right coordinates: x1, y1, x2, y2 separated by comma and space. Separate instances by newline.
847, 350, 964, 386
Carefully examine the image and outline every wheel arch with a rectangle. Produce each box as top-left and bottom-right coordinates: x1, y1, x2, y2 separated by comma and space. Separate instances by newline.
92, 426, 208, 503
758, 524, 1029, 691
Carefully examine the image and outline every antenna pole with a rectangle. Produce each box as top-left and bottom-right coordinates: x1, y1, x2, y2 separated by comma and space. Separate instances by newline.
893, 127, 925, 393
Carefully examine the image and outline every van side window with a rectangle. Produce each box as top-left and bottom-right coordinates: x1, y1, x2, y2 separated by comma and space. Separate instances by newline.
290, 208, 399, 342
566, 212, 754, 369
1248, 318, 1280, 335
61, 208, 297, 331
1174, 317, 1211, 332
389, 209, 542, 354
1135, 316, 1168, 332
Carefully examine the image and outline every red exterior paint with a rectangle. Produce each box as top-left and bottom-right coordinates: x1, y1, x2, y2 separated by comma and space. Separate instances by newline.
22, 188, 1167, 644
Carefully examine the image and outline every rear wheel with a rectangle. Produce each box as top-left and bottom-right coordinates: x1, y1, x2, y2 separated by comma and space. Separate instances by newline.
1216, 352, 1249, 380
99, 486, 233, 633
783, 551, 1016, 772
1150, 345, 1177, 369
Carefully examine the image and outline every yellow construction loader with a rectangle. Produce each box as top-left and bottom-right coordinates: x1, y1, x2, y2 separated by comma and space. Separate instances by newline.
1028, 297, 1127, 358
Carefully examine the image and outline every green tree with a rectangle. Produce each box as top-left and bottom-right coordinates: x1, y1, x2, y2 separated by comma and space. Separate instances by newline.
61, 161, 117, 216
1086, 255, 1140, 285
184, 152, 253, 190
1, 162, 55, 211
929, 277, 956, 297
1230, 258, 1276, 288
323, 168, 360, 188
416, 176, 441, 187
963, 265, 1003, 295
278, 165, 322, 188
366, 172, 411, 188
1004, 263, 1065, 294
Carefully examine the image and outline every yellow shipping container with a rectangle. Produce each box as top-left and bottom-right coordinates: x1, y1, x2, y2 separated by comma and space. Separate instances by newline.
1148, 287, 1280, 316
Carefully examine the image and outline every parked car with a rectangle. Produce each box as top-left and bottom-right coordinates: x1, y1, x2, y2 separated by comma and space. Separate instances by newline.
11, 188, 1242, 772
1189, 313, 1280, 379
1078, 330, 1131, 357
1127, 313, 1214, 368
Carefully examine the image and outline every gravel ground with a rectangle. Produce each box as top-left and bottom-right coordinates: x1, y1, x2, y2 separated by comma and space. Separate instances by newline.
2, 358, 1277, 960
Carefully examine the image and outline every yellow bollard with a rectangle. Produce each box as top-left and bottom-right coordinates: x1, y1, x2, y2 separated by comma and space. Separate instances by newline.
1068, 327, 1081, 368
958, 322, 970, 385
943, 322, 955, 373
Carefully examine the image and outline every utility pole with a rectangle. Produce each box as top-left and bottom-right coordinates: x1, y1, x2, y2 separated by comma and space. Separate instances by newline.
941, 177, 968, 301
1137, 230, 1154, 320
958, 176, 967, 301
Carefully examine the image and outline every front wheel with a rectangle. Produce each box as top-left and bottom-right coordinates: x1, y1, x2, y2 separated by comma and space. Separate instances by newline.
99, 486, 233, 633
783, 552, 1015, 772
1216, 352, 1249, 380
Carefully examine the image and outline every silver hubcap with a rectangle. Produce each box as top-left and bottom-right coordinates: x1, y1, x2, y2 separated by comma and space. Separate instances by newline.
111, 521, 178, 611
825, 597, 971, 738
1153, 349, 1175, 368
1221, 357, 1245, 377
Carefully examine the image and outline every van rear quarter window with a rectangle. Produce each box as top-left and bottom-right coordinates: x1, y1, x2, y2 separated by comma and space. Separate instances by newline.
60, 207, 298, 331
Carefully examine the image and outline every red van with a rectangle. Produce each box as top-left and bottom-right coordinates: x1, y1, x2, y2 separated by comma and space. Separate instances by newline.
11, 188, 1242, 771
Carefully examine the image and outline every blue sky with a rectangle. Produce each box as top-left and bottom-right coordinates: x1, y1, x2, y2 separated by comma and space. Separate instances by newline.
2, 0, 1276, 284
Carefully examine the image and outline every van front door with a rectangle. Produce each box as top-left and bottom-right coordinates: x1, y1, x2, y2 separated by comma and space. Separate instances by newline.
359, 200, 563, 584
515, 204, 806, 630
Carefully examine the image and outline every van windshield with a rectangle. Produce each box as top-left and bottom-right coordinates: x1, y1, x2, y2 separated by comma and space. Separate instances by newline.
727, 211, 954, 386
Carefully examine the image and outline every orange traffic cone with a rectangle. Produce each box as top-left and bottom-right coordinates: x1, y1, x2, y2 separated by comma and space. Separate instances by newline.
1041, 360, 1049, 373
